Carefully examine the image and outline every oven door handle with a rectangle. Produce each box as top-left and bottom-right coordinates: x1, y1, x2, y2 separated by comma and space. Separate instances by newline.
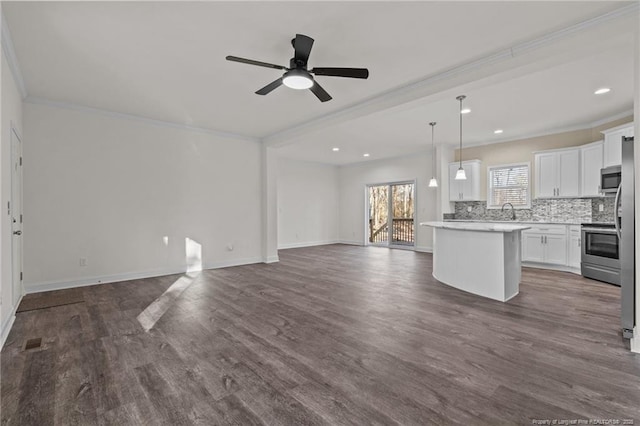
582, 228, 618, 234
614, 184, 622, 240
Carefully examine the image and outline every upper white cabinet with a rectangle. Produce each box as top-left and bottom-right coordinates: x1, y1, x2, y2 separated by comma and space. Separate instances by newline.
534, 148, 580, 198
602, 124, 634, 168
580, 141, 604, 197
448, 160, 482, 202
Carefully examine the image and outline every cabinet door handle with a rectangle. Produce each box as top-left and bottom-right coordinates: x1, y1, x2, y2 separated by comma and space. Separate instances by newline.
545, 236, 548, 244
541, 236, 543, 244
578, 239, 581, 247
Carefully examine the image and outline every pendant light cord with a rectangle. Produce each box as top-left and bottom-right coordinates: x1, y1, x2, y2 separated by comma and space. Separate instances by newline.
456, 95, 466, 168
430, 122, 436, 173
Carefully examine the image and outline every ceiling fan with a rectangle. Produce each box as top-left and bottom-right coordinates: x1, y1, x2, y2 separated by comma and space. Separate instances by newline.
226, 34, 369, 102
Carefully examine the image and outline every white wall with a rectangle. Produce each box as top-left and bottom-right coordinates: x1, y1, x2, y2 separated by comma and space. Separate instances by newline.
338, 152, 438, 251
277, 158, 339, 249
22, 102, 263, 292
1, 41, 24, 340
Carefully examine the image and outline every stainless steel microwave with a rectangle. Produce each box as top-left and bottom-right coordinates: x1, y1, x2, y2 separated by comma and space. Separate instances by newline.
600, 165, 621, 194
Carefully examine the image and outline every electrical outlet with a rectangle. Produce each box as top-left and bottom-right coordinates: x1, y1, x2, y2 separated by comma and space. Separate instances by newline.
227, 244, 234, 251
599, 203, 604, 212
467, 206, 472, 212
79, 257, 87, 267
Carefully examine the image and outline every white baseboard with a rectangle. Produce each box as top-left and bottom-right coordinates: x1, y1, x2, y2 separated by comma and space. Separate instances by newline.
278, 240, 339, 250
263, 255, 280, 264
338, 240, 364, 246
522, 262, 582, 275
24, 256, 264, 294
1, 294, 22, 349
415, 246, 433, 253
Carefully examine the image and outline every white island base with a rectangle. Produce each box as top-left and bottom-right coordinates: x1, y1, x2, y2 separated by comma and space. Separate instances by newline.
421, 222, 530, 302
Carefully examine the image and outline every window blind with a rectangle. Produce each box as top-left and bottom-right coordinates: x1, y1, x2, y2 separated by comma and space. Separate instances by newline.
488, 164, 530, 208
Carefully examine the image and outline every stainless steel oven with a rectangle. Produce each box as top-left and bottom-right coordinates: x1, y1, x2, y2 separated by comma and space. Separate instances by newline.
581, 223, 620, 285
600, 165, 621, 194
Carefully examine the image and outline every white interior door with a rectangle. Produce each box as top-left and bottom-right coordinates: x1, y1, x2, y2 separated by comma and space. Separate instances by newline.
11, 128, 23, 305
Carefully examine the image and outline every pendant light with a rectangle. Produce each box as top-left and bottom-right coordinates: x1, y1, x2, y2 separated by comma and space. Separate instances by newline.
455, 95, 467, 180
428, 122, 438, 188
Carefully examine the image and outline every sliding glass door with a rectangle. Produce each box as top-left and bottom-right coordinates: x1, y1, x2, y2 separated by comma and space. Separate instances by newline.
367, 181, 415, 248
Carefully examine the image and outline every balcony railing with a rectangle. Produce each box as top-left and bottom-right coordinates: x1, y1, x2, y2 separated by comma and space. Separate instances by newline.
369, 218, 414, 245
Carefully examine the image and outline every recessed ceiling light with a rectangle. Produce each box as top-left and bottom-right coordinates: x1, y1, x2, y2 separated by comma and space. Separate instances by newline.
594, 88, 611, 95
460, 108, 471, 114
332, 147, 340, 152
363, 153, 370, 157
494, 129, 503, 134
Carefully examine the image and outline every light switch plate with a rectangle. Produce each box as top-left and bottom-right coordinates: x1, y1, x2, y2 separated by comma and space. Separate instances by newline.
599, 204, 604, 212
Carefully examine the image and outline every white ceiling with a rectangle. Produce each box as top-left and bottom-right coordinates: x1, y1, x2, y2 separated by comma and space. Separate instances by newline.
3, 1, 637, 165
277, 39, 635, 165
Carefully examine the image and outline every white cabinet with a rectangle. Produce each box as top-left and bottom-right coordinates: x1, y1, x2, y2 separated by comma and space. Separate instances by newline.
536, 152, 557, 198
535, 148, 580, 198
521, 225, 568, 266
568, 225, 581, 269
580, 141, 603, 197
545, 234, 569, 265
448, 160, 482, 202
522, 233, 545, 262
602, 124, 634, 168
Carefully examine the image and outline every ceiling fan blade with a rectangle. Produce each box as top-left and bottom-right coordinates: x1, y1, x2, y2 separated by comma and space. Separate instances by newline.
226, 56, 287, 70
309, 81, 332, 102
293, 34, 314, 64
255, 78, 283, 95
311, 67, 369, 79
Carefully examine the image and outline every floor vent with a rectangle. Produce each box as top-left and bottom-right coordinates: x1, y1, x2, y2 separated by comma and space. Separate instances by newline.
24, 337, 42, 351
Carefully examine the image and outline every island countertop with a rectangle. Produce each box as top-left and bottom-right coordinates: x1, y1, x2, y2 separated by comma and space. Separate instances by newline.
420, 221, 531, 233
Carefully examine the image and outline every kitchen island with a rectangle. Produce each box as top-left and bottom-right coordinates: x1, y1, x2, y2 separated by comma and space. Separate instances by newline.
420, 221, 531, 302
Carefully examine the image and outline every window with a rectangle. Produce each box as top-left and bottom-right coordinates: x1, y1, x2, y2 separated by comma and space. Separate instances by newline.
487, 163, 530, 209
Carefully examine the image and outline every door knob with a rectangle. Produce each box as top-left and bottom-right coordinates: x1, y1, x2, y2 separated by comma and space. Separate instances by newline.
13, 230, 21, 235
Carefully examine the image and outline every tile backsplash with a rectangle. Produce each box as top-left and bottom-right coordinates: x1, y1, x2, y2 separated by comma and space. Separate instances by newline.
591, 197, 616, 223
451, 198, 615, 224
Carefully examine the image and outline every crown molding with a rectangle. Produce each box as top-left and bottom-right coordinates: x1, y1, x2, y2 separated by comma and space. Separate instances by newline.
264, 2, 639, 147
461, 109, 634, 150
24, 96, 261, 143
1, 13, 27, 99
590, 109, 634, 128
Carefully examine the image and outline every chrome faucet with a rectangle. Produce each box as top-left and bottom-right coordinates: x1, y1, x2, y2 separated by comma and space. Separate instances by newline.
501, 202, 516, 220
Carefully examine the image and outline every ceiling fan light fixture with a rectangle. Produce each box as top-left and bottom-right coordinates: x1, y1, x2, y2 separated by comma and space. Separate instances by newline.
283, 69, 314, 90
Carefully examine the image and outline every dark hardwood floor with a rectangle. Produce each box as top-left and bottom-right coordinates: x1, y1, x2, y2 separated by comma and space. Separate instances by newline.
2, 244, 639, 425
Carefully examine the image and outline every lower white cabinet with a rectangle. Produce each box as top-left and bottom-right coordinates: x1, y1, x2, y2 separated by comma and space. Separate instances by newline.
568, 226, 581, 269
522, 225, 568, 266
